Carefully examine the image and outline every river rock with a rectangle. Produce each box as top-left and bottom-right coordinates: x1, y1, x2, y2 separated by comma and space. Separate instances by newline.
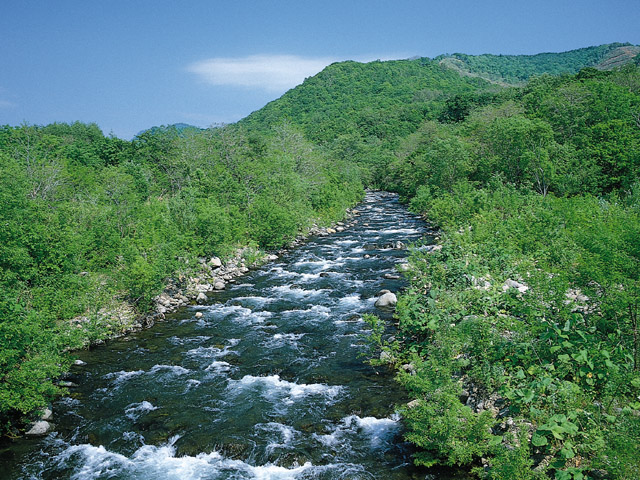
195, 312, 203, 318
383, 273, 400, 279
214, 280, 226, 290
40, 408, 53, 421
377, 289, 391, 296
196, 292, 208, 304
375, 292, 397, 308
209, 257, 222, 268
58, 381, 78, 388
73, 359, 86, 366
25, 421, 51, 436
157, 293, 172, 307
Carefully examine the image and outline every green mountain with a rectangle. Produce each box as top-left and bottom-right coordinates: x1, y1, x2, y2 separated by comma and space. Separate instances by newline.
241, 58, 494, 143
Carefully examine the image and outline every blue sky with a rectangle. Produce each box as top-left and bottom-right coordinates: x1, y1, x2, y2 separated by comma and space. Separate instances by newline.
1, 0, 639, 139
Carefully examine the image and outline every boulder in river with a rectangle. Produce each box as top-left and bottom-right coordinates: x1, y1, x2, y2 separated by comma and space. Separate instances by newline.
196, 292, 208, 304
25, 421, 51, 436
375, 292, 397, 309
214, 280, 226, 290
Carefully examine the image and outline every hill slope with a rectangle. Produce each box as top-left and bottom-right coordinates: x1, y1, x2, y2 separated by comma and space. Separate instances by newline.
436, 42, 639, 85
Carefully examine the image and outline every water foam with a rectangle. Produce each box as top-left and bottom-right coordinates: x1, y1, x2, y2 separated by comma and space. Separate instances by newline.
124, 401, 158, 421
50, 437, 361, 480
314, 414, 401, 449
229, 375, 342, 405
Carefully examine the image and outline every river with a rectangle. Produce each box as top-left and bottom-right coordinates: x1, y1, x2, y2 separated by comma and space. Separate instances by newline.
3, 192, 456, 479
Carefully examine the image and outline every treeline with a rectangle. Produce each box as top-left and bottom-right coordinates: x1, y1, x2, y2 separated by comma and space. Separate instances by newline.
368, 65, 640, 479
0, 121, 362, 432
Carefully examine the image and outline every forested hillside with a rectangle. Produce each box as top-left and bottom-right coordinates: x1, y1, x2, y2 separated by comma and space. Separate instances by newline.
240, 58, 495, 183
436, 43, 638, 85
2, 42, 640, 479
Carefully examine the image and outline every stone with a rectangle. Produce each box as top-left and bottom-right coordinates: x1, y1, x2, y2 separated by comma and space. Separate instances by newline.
267, 254, 278, 261
195, 312, 203, 319
397, 262, 410, 271
377, 289, 391, 296
25, 421, 51, 436
214, 280, 226, 290
196, 292, 207, 304
326, 228, 336, 234
375, 292, 397, 308
40, 408, 53, 421
364, 254, 371, 259
407, 399, 421, 409
58, 381, 78, 388
502, 279, 529, 293
383, 273, 401, 280
158, 294, 172, 307
379, 351, 392, 361
209, 257, 222, 268
394, 241, 405, 250
73, 359, 86, 366
336, 226, 345, 232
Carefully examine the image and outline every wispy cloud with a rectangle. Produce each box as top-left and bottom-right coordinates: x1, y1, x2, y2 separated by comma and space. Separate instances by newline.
0, 99, 16, 108
187, 54, 336, 92
187, 53, 405, 92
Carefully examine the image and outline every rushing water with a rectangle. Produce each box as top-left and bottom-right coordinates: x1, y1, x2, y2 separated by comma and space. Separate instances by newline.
3, 192, 456, 480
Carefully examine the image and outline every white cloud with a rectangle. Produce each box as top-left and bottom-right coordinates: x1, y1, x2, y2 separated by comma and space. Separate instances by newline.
187, 54, 337, 92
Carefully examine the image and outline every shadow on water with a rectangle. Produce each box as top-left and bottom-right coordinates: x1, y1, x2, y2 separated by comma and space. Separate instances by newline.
2, 192, 473, 480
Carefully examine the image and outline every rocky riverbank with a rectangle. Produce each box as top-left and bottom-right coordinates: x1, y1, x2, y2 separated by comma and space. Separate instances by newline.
67, 209, 364, 347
